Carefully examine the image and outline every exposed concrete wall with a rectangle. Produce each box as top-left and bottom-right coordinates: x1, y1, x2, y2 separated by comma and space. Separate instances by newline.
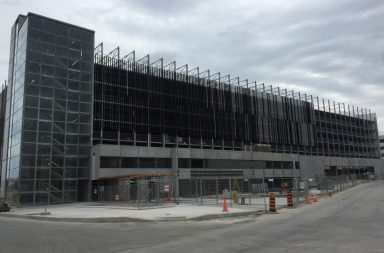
98, 168, 173, 179
92, 144, 384, 180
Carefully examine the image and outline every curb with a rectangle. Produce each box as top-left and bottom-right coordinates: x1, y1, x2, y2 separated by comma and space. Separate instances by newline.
0, 213, 149, 223
189, 210, 265, 221
0, 209, 266, 223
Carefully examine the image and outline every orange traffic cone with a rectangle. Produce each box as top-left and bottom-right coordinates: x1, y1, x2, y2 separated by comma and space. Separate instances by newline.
313, 194, 317, 203
222, 198, 228, 212
306, 194, 311, 204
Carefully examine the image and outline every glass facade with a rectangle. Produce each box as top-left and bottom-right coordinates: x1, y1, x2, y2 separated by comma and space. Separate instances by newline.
2, 13, 94, 205
1, 16, 28, 202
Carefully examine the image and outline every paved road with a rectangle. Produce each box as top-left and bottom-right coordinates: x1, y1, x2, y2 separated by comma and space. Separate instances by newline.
1, 181, 383, 253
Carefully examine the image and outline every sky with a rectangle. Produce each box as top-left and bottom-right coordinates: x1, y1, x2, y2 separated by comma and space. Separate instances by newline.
0, 0, 383, 134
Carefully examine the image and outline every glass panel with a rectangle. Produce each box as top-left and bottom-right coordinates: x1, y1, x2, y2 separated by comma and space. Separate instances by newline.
65, 157, 77, 167
41, 54, 54, 65
64, 191, 77, 202
22, 143, 36, 155
67, 91, 79, 101
20, 167, 35, 179
20, 193, 34, 204
80, 103, 91, 113
78, 158, 89, 167
65, 167, 77, 178
35, 193, 48, 204
157, 158, 172, 168
41, 76, 53, 86
38, 145, 51, 155
67, 101, 78, 111
68, 70, 80, 80
52, 144, 64, 156
100, 157, 120, 168
24, 107, 38, 119
78, 167, 89, 178
67, 112, 78, 123
52, 133, 65, 144
38, 121, 52, 131
40, 98, 52, 109
36, 169, 49, 179
78, 146, 90, 156
36, 180, 49, 191
39, 109, 53, 120
65, 145, 78, 155
56, 23, 68, 36
79, 124, 90, 134
37, 156, 50, 167
121, 157, 137, 168
139, 158, 156, 168
64, 180, 77, 191
51, 168, 63, 179
56, 36, 68, 47
54, 100, 66, 111
25, 84, 39, 95
51, 180, 63, 191
51, 156, 64, 167
24, 119, 37, 130
66, 123, 78, 133
21, 155, 36, 167
38, 132, 51, 143
39, 86, 53, 98
80, 82, 91, 92
78, 135, 90, 145
66, 135, 77, 144
68, 80, 79, 90
25, 96, 38, 108
191, 159, 204, 168
20, 180, 34, 191
55, 67, 67, 78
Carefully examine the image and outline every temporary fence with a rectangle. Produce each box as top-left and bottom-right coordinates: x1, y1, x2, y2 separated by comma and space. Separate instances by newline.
93, 175, 373, 210
176, 178, 294, 211
93, 179, 177, 208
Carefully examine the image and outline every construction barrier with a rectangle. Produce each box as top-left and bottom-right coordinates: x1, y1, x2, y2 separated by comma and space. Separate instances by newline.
313, 194, 317, 203
306, 194, 311, 204
269, 193, 276, 212
287, 191, 293, 207
222, 198, 228, 212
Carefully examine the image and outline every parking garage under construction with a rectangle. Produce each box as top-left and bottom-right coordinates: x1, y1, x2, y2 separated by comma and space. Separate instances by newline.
0, 13, 382, 205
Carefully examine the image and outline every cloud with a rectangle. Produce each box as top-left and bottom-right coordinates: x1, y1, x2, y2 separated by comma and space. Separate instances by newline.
0, 0, 383, 133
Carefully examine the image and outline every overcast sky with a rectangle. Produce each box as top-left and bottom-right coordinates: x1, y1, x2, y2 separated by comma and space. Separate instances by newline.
1, 0, 383, 134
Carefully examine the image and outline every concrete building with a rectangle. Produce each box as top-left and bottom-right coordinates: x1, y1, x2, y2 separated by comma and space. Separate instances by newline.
379, 135, 384, 159
0, 13, 383, 205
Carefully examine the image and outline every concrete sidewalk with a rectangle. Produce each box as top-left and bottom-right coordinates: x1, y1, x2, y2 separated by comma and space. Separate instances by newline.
1, 202, 267, 222
0, 194, 312, 223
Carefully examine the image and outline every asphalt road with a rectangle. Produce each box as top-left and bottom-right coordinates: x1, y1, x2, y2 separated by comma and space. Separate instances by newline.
1, 181, 383, 253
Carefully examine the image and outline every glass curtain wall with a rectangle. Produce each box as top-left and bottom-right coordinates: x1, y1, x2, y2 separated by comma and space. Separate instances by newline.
1, 16, 28, 202
4, 13, 94, 205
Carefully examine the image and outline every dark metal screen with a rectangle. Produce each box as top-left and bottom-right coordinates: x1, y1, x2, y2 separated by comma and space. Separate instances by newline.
92, 44, 379, 159
93, 60, 314, 148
